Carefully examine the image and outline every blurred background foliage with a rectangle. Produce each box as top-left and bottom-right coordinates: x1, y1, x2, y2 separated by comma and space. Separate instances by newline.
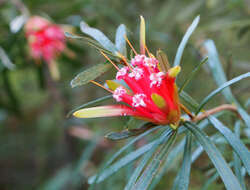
0, 0, 250, 189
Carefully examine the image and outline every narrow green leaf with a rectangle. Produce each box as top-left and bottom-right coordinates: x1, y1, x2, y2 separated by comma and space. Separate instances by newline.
173, 15, 200, 67
191, 145, 203, 163
115, 24, 127, 56
89, 141, 156, 184
202, 40, 235, 102
65, 32, 109, 52
105, 123, 156, 140
171, 132, 192, 190
124, 148, 155, 190
64, 32, 99, 45
180, 90, 199, 111
233, 121, 247, 190
184, 122, 242, 190
67, 95, 112, 117
192, 131, 231, 163
88, 126, 164, 184
209, 116, 250, 175
179, 57, 208, 93
0, 46, 15, 70
202, 40, 250, 128
70, 63, 111, 88
80, 21, 118, 54
195, 72, 250, 114
148, 137, 185, 190
65, 32, 119, 58
105, 130, 136, 141
132, 130, 177, 190
149, 115, 222, 190
125, 117, 141, 129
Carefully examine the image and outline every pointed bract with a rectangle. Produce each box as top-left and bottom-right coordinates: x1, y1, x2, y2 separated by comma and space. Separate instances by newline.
73, 105, 133, 118
140, 16, 146, 55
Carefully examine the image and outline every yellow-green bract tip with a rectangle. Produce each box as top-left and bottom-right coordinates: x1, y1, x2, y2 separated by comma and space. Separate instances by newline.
140, 15, 146, 54
168, 66, 181, 78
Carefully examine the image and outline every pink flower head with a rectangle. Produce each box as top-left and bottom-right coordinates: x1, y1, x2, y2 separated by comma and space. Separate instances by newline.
73, 17, 181, 125
74, 53, 181, 125
25, 16, 65, 63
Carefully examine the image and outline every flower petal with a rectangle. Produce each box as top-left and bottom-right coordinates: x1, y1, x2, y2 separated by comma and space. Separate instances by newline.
73, 105, 133, 118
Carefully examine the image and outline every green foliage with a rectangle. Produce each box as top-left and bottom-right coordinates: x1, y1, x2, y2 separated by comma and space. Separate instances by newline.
195, 72, 250, 114
171, 133, 192, 190
1, 0, 250, 190
208, 116, 250, 175
131, 130, 177, 190
115, 24, 127, 56
70, 63, 111, 88
184, 122, 242, 190
89, 128, 170, 184
80, 21, 119, 55
173, 16, 200, 67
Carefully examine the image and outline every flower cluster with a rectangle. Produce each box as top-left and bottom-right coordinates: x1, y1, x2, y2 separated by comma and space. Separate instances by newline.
25, 16, 65, 63
113, 55, 181, 124
73, 16, 181, 125
74, 53, 181, 125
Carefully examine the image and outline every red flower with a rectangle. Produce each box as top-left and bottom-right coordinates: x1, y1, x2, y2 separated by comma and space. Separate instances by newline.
73, 17, 181, 125
25, 16, 65, 63
74, 55, 181, 125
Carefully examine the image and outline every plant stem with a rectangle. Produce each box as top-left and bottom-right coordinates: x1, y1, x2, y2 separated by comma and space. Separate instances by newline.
180, 103, 195, 119
192, 104, 239, 122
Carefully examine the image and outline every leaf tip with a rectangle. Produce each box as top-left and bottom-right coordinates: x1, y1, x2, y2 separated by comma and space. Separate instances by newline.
80, 21, 89, 32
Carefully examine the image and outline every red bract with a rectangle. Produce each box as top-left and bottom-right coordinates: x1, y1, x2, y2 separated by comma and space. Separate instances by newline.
25, 16, 65, 63
73, 16, 181, 125
74, 54, 181, 125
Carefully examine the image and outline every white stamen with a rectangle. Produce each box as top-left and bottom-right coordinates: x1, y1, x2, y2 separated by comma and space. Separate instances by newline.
116, 67, 129, 80
113, 86, 126, 102
131, 54, 146, 66
132, 94, 146, 107
144, 57, 158, 68
128, 67, 144, 80
150, 72, 165, 87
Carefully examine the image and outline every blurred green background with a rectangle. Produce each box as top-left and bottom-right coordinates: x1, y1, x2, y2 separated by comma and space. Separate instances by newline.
0, 0, 250, 189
